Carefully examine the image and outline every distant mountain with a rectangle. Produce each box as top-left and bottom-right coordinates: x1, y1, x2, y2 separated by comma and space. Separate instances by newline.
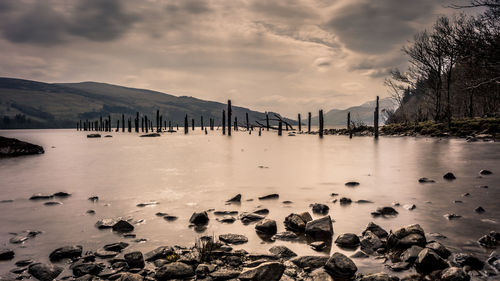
0, 77, 293, 129
311, 97, 397, 126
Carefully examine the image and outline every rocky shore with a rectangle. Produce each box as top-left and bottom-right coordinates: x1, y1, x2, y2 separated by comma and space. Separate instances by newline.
0, 136, 44, 157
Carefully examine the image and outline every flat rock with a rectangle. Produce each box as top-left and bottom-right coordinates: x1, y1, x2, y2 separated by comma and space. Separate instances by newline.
155, 262, 194, 280
44, 201, 62, 206
214, 210, 238, 216
272, 231, 298, 241
258, 194, 279, 200
28, 263, 63, 281
53, 192, 71, 197
268, 246, 297, 259
140, 133, 160, 137
95, 249, 118, 258
29, 194, 53, 200
219, 234, 248, 244
418, 177, 435, 183
324, 252, 357, 279
440, 267, 470, 281
0, 136, 44, 157
479, 169, 492, 175
49, 245, 83, 261
240, 213, 265, 225
290, 256, 328, 269
217, 215, 236, 223
239, 262, 284, 281
87, 134, 101, 138
144, 246, 174, 261
136, 201, 158, 207
345, 181, 360, 187
104, 242, 129, 252
253, 208, 269, 215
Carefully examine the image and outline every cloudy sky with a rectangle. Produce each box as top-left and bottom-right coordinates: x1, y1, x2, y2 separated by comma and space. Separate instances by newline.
0, 0, 470, 115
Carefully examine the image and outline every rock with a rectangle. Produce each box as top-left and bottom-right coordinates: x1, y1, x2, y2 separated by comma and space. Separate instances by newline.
71, 262, 104, 277
376, 207, 398, 216
414, 248, 449, 274
28, 263, 63, 281
400, 245, 423, 263
403, 204, 416, 210
272, 231, 298, 241
258, 194, 279, 200
345, 181, 360, 187
440, 267, 470, 281
324, 252, 357, 279
240, 213, 265, 224
339, 197, 352, 204
443, 172, 456, 180
299, 212, 313, 222
9, 235, 29, 244
426, 241, 451, 258
0, 199, 13, 203
0, 249, 14, 260
388, 262, 411, 272
163, 215, 178, 221
478, 234, 497, 248
155, 262, 194, 280
49, 245, 83, 261
217, 215, 236, 223
358, 273, 394, 281
282, 200, 293, 204
210, 269, 240, 279
0, 136, 44, 157
213, 210, 238, 216
453, 253, 484, 270
140, 133, 160, 137
360, 231, 383, 253
311, 203, 329, 214
356, 200, 373, 204
253, 208, 269, 215
310, 241, 326, 251
44, 201, 62, 206
290, 256, 329, 269
29, 194, 53, 200
479, 169, 492, 175
87, 134, 101, 138
462, 193, 470, 197
189, 211, 210, 225
144, 246, 174, 261
124, 251, 145, 269
95, 249, 118, 258
255, 219, 277, 235
15, 259, 34, 267
53, 192, 71, 197
363, 222, 388, 238
104, 242, 129, 252
136, 201, 159, 207
239, 262, 285, 281
268, 246, 297, 259
351, 251, 369, 259
104, 135, 113, 138
219, 234, 248, 244
444, 213, 462, 220
284, 213, 307, 232
95, 218, 118, 229
310, 268, 334, 281
88, 196, 99, 202
117, 272, 143, 281
387, 224, 426, 249
418, 177, 435, 183
305, 216, 334, 240
227, 194, 241, 203
112, 220, 134, 233
335, 233, 360, 248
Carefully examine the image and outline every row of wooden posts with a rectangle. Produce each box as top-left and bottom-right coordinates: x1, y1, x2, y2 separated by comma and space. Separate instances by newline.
77, 97, 380, 138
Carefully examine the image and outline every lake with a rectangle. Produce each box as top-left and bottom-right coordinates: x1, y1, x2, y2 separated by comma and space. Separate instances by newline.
0, 129, 499, 276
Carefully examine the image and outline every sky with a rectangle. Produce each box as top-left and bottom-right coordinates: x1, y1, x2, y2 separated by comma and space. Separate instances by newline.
0, 0, 471, 116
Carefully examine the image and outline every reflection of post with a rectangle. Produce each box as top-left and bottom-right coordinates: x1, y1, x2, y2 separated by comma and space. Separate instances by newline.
184, 114, 188, 134
227, 100, 232, 136
308, 112, 311, 133
278, 121, 282, 136
222, 110, 226, 135
347, 112, 352, 139
374, 96, 379, 139
298, 114, 301, 132
319, 110, 324, 138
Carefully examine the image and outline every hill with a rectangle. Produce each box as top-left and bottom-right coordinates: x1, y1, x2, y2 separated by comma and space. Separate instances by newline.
0, 77, 292, 129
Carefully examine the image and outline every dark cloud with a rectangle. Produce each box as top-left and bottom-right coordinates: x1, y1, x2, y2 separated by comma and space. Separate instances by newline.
0, 0, 139, 45
251, 0, 317, 21
324, 0, 436, 54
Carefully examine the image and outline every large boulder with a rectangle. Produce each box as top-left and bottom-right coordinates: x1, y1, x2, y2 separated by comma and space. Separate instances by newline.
400, 245, 423, 263
360, 231, 384, 254
112, 220, 134, 233
426, 241, 451, 259
28, 263, 63, 281
290, 256, 329, 269
124, 251, 145, 269
268, 246, 297, 259
155, 262, 194, 280
239, 262, 284, 281
324, 252, 357, 279
387, 224, 426, 249
440, 267, 470, 281
335, 233, 360, 248
49, 245, 83, 261
255, 219, 277, 235
452, 253, 484, 270
414, 248, 449, 274
284, 213, 309, 232
0, 136, 44, 157
363, 222, 388, 238
189, 211, 210, 226
305, 216, 334, 240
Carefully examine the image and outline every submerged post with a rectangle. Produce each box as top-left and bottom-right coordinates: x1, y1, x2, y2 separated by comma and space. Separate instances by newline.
222, 110, 226, 135
135, 112, 139, 133
259, 127, 261, 136
108, 115, 111, 132
191, 119, 195, 131
308, 112, 311, 133
122, 114, 125, 132
319, 109, 324, 138
374, 96, 379, 139
184, 114, 188, 134
156, 110, 159, 132
160, 115, 163, 132
145, 115, 149, 133
347, 112, 352, 139
201, 116, 204, 130
227, 100, 232, 136
298, 113, 301, 132
128, 118, 132, 132
246, 113, 249, 130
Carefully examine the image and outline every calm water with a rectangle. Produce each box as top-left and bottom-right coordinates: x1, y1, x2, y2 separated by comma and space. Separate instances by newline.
0, 129, 499, 275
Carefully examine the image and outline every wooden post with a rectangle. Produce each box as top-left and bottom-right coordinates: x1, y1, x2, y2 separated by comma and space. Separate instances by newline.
169, 121, 172, 131
201, 116, 204, 130
108, 115, 111, 132
258, 127, 261, 136
246, 113, 249, 130
156, 110, 159, 132
205, 128, 207, 135
308, 112, 311, 133
266, 113, 270, 131
141, 117, 144, 132
128, 118, 132, 132
184, 115, 188, 134
122, 114, 125, 132
176, 124, 179, 130
298, 114, 301, 132
319, 110, 324, 138
191, 118, 194, 130
374, 96, 379, 139
160, 115, 163, 132
227, 100, 232, 136
278, 121, 282, 136
145, 116, 149, 133
347, 112, 352, 139
116, 120, 119, 132
99, 116, 103, 131
222, 110, 226, 135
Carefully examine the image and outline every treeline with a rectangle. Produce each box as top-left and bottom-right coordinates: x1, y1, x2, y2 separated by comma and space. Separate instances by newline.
385, 0, 500, 124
